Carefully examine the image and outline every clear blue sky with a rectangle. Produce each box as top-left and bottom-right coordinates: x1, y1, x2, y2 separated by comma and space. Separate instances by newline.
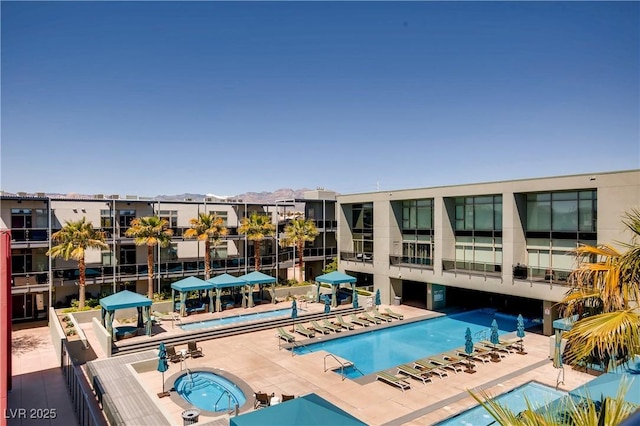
2, 1, 638, 197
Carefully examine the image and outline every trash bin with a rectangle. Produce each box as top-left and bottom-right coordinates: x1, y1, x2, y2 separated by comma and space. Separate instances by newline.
394, 296, 401, 306
182, 409, 200, 425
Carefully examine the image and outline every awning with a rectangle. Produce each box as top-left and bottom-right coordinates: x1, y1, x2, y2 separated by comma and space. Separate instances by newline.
99, 290, 152, 310
315, 271, 356, 285
207, 273, 247, 288
170, 276, 212, 292
570, 373, 640, 405
238, 271, 277, 284
229, 393, 367, 426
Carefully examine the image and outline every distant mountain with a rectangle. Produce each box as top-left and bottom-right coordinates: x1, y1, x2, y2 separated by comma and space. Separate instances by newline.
154, 188, 315, 204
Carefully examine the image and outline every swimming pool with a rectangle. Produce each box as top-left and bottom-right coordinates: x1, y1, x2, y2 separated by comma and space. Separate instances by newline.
174, 371, 247, 412
293, 310, 533, 378
436, 381, 566, 425
180, 308, 298, 331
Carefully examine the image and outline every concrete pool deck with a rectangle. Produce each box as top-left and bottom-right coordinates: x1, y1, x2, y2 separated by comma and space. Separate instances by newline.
84, 303, 596, 425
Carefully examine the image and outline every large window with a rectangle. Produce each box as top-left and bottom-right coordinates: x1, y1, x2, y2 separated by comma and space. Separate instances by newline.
401, 199, 434, 266
159, 210, 179, 235
352, 203, 373, 260
100, 209, 114, 238
526, 190, 597, 234
119, 210, 136, 236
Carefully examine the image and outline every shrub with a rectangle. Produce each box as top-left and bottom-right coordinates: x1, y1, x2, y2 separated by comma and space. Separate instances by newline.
65, 329, 76, 336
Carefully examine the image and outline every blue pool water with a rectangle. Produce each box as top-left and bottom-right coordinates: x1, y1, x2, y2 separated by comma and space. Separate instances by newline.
174, 371, 247, 412
293, 310, 533, 378
436, 381, 566, 425
180, 308, 297, 331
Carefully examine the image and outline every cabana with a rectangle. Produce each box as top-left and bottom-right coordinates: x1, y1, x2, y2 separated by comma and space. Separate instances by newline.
238, 271, 277, 308
229, 393, 367, 426
170, 276, 212, 317
207, 273, 247, 312
315, 271, 357, 308
99, 290, 153, 338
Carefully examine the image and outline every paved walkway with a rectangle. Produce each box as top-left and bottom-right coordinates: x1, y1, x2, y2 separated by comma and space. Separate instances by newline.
8, 322, 78, 426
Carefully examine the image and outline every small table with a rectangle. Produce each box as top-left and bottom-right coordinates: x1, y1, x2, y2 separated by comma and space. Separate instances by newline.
179, 349, 188, 359
270, 396, 281, 406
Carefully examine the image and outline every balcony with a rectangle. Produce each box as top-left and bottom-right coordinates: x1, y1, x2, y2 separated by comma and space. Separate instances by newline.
340, 251, 373, 264
10, 228, 49, 242
389, 256, 433, 270
512, 265, 572, 287
442, 259, 502, 278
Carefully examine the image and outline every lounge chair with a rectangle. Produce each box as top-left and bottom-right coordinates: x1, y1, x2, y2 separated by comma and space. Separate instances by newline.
453, 347, 491, 364
281, 394, 295, 402
384, 308, 404, 320
442, 352, 474, 369
321, 319, 342, 333
187, 341, 204, 358
334, 315, 356, 330
254, 392, 274, 409
165, 345, 183, 363
397, 364, 432, 385
413, 359, 449, 378
360, 311, 382, 324
479, 341, 512, 356
349, 313, 370, 327
294, 323, 316, 338
376, 371, 411, 392
309, 321, 332, 335
425, 356, 464, 374
373, 310, 393, 323
277, 327, 296, 343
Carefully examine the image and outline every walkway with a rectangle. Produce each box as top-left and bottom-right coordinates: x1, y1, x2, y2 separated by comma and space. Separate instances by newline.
8, 322, 78, 426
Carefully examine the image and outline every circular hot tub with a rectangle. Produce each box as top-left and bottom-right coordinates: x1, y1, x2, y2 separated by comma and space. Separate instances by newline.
174, 371, 247, 413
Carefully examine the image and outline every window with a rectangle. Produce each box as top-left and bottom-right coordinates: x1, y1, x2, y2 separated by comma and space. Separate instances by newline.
454, 195, 502, 233
119, 245, 136, 265
11, 209, 32, 229
526, 190, 596, 234
159, 244, 178, 261
351, 203, 373, 257
119, 210, 136, 236
159, 210, 179, 235
402, 199, 433, 230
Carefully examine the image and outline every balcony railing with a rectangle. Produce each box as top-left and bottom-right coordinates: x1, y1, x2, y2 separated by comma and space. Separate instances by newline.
340, 251, 373, 263
442, 259, 502, 277
512, 265, 572, 286
389, 256, 433, 270
10, 228, 49, 242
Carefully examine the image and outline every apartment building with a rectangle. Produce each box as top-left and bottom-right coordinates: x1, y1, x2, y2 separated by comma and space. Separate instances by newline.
336, 170, 640, 335
0, 190, 337, 322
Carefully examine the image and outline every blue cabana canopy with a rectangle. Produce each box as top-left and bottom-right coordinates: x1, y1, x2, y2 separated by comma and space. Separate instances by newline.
99, 290, 153, 338
99, 290, 152, 310
237, 271, 276, 308
229, 393, 367, 426
207, 273, 247, 288
553, 315, 579, 331
315, 271, 357, 308
315, 271, 356, 284
570, 373, 640, 405
239, 271, 277, 284
170, 276, 212, 292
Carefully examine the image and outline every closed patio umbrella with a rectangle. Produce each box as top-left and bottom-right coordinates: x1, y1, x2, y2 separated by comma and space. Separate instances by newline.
464, 327, 475, 373
375, 289, 381, 312
554, 328, 565, 387
490, 319, 500, 346
324, 298, 331, 315
352, 290, 359, 309
291, 299, 298, 332
516, 314, 526, 354
157, 342, 169, 397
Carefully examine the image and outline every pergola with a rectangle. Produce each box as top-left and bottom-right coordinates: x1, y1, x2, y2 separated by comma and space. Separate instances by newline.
238, 271, 277, 308
170, 276, 212, 317
207, 273, 247, 313
99, 290, 153, 338
315, 271, 357, 308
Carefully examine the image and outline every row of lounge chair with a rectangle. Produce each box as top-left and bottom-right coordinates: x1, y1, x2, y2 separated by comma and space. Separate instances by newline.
165, 341, 203, 362
254, 392, 295, 408
376, 338, 521, 392
279, 310, 404, 341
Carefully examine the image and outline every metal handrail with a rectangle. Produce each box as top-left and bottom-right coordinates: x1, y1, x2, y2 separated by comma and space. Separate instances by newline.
324, 354, 357, 381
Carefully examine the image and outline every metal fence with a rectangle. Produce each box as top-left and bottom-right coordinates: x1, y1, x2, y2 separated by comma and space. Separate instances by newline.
61, 340, 108, 426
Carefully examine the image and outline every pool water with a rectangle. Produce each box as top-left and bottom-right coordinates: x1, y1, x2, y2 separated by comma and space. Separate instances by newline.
174, 371, 246, 412
436, 381, 566, 425
293, 310, 533, 378
180, 308, 297, 331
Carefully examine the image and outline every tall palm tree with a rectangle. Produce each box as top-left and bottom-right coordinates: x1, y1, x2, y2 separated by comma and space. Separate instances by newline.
238, 213, 275, 271
125, 216, 174, 299
280, 218, 319, 282
184, 212, 228, 280
47, 218, 108, 309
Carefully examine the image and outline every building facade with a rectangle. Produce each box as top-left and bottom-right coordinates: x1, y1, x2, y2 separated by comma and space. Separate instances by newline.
336, 170, 640, 335
0, 190, 337, 322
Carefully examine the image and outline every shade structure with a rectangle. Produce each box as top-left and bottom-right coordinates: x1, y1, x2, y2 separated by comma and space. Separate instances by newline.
99, 290, 153, 338
238, 271, 276, 308
315, 271, 356, 308
229, 393, 367, 426
170, 276, 212, 316
207, 273, 247, 312
490, 319, 500, 345
569, 373, 640, 405
157, 342, 169, 393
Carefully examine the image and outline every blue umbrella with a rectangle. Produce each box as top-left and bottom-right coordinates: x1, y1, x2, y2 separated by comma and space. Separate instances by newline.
157, 342, 169, 395
375, 289, 381, 310
490, 319, 500, 346
464, 327, 475, 372
324, 297, 331, 315
516, 314, 526, 353
352, 290, 359, 309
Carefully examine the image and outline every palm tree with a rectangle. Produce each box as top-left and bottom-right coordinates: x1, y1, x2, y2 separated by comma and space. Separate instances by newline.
558, 208, 640, 369
238, 213, 276, 271
280, 218, 319, 282
47, 218, 108, 309
184, 212, 228, 280
125, 216, 174, 299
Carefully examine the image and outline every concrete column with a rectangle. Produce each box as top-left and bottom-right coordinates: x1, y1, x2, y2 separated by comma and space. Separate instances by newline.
543, 300, 555, 336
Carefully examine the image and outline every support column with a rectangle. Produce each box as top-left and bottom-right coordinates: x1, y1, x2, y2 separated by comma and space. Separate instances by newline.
543, 300, 556, 336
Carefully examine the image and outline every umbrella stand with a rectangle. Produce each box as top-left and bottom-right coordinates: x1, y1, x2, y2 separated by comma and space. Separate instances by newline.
158, 371, 170, 398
